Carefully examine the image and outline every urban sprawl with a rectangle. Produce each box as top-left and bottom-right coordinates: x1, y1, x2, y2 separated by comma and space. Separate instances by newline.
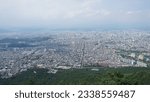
0, 31, 150, 78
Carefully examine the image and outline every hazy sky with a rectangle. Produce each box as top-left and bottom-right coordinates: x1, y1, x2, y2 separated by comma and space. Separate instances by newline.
0, 0, 150, 29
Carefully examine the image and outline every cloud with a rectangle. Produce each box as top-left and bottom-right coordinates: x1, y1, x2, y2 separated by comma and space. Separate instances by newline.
0, 0, 150, 28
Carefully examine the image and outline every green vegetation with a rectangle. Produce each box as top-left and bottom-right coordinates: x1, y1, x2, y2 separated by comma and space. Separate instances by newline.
0, 67, 150, 85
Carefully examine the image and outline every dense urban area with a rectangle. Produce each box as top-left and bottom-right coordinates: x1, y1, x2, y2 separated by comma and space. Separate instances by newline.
0, 30, 150, 80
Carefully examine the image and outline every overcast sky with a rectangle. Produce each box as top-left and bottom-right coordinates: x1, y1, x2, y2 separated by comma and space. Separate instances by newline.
0, 0, 150, 29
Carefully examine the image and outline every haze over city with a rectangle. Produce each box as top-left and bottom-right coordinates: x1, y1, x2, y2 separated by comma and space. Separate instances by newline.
1, 0, 150, 85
